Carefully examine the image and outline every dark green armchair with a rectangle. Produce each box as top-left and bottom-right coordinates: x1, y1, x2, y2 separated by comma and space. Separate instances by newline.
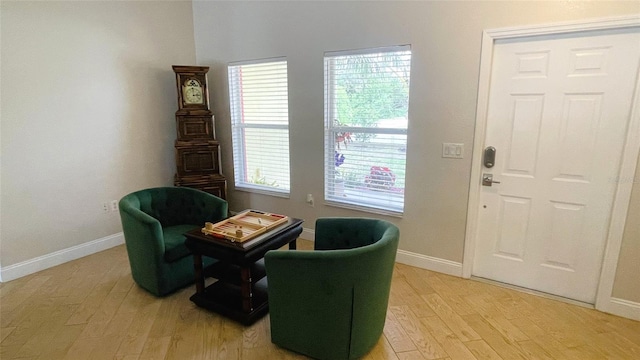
264, 218, 399, 360
118, 187, 227, 296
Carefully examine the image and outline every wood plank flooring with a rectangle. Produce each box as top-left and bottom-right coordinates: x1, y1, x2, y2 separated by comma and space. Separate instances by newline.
1, 241, 639, 359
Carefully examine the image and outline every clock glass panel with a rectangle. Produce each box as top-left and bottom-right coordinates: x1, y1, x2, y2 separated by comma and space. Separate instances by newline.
183, 79, 204, 105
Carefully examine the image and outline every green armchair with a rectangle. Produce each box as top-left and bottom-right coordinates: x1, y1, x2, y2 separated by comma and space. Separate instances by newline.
264, 218, 399, 360
118, 187, 227, 296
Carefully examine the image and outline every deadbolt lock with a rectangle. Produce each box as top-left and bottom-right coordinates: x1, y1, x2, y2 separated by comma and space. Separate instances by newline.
483, 146, 496, 168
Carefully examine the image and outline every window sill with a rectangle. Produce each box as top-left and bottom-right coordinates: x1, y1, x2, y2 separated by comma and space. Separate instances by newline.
234, 185, 290, 199
323, 200, 403, 218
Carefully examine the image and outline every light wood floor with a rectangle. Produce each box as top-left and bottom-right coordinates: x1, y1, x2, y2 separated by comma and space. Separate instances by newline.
1, 241, 639, 360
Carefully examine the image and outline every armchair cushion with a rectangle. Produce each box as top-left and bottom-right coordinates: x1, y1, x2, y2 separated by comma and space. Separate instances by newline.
163, 224, 200, 263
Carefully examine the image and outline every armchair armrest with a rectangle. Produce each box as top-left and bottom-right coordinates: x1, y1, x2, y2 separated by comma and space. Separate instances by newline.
120, 202, 158, 225
118, 201, 165, 259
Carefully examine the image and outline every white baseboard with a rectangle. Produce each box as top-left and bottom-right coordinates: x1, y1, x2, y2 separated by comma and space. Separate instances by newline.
599, 297, 640, 321
300, 227, 315, 241
299, 227, 463, 277
396, 249, 463, 277
0, 232, 125, 282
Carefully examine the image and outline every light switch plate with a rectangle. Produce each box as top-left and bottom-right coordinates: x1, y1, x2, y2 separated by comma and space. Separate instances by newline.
442, 143, 464, 159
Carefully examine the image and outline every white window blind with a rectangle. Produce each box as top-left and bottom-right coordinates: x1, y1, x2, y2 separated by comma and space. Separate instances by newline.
324, 46, 411, 215
228, 59, 290, 195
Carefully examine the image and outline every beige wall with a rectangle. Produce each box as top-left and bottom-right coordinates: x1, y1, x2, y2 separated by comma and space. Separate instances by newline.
192, 1, 640, 302
0, 1, 196, 267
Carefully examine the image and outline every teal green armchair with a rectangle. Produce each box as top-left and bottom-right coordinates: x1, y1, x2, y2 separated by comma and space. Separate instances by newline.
264, 218, 399, 360
118, 187, 227, 296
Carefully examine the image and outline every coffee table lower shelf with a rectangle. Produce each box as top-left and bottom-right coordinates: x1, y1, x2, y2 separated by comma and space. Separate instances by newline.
190, 277, 269, 325
185, 216, 303, 325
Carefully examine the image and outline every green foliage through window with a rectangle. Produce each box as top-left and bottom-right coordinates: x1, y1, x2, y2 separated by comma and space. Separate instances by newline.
333, 52, 411, 130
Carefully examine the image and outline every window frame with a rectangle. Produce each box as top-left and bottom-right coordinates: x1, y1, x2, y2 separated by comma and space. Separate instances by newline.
323, 46, 412, 216
227, 57, 291, 198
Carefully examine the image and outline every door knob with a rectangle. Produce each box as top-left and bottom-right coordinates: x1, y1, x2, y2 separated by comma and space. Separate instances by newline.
482, 173, 501, 186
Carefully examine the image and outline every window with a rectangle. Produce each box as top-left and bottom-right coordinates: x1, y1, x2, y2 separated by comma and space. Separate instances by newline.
324, 46, 411, 215
228, 59, 290, 195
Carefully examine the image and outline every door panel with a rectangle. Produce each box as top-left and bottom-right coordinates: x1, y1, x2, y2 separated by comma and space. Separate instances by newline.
473, 29, 640, 303
506, 96, 544, 175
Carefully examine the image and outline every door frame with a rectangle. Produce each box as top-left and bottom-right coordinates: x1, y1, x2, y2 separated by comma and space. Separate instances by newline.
463, 15, 640, 315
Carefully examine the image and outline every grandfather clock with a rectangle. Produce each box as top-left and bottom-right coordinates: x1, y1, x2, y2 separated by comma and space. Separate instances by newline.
172, 65, 227, 199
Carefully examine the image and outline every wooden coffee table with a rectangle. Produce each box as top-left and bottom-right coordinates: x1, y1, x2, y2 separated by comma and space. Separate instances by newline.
184, 215, 303, 325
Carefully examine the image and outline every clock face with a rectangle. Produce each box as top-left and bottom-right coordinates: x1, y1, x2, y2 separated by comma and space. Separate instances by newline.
183, 79, 204, 105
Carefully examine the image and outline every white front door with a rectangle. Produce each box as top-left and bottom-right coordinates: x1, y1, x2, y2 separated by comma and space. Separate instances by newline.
472, 28, 640, 303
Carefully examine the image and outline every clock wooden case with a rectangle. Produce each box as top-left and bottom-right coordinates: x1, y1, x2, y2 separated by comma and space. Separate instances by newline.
175, 140, 220, 176
176, 115, 216, 141
172, 65, 227, 200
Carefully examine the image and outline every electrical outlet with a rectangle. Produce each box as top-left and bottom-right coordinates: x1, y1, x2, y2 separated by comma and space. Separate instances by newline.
110, 200, 118, 212
102, 202, 109, 213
